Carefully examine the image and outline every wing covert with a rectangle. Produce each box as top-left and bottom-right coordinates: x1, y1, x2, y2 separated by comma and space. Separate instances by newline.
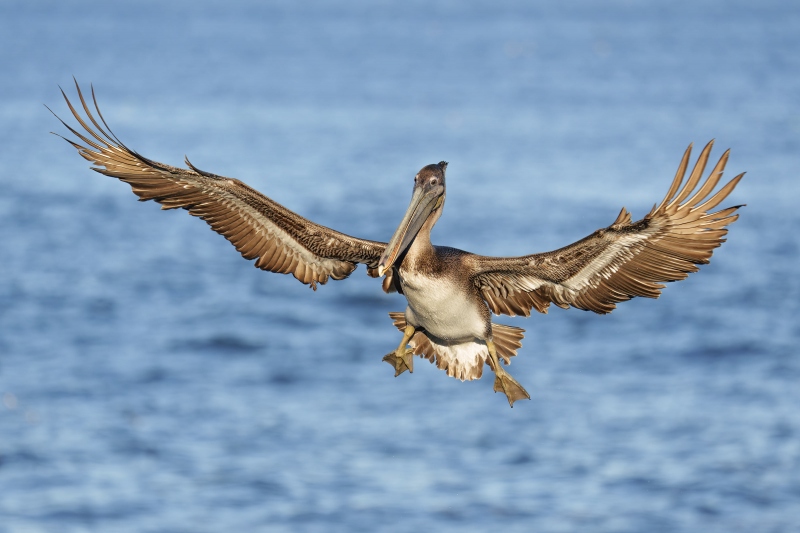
51, 82, 386, 289
472, 141, 744, 315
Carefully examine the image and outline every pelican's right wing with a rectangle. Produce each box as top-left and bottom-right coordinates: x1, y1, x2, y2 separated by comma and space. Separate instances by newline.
471, 141, 744, 315
51, 82, 386, 289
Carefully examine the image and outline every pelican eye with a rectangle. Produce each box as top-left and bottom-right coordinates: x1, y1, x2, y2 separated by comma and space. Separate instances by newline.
429, 177, 438, 186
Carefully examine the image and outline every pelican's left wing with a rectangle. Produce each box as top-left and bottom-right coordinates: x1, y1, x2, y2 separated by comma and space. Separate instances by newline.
51, 83, 387, 289
471, 141, 744, 316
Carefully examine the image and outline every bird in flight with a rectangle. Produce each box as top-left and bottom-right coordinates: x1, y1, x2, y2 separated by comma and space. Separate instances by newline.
51, 82, 744, 407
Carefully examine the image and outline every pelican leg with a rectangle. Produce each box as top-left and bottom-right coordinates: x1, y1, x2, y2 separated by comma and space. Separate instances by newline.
487, 339, 530, 407
382, 325, 416, 377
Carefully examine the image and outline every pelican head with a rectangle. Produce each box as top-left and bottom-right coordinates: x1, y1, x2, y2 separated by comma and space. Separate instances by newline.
377, 161, 448, 276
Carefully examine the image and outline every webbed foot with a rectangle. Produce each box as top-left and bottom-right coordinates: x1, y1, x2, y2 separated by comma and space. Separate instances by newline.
493, 369, 531, 407
382, 347, 414, 376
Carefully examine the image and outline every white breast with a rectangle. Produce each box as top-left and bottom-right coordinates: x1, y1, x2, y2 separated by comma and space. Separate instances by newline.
399, 270, 487, 343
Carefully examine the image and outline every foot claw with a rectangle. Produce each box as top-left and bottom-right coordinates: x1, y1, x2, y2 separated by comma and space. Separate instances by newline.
382, 347, 414, 376
493, 370, 530, 407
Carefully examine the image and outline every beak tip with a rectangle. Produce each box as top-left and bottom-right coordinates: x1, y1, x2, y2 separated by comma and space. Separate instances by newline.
377, 265, 386, 277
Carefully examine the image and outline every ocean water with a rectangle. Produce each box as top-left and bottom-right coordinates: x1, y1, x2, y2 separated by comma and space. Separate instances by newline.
1, 1, 799, 532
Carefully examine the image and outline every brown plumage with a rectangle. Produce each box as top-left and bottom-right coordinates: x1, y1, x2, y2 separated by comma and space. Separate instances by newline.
52, 81, 744, 406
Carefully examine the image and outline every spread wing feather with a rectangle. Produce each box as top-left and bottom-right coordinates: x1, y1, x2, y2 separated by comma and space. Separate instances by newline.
472, 141, 744, 315
51, 82, 386, 289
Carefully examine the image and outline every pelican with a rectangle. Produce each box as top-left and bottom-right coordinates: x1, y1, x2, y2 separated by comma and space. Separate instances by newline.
51, 83, 744, 407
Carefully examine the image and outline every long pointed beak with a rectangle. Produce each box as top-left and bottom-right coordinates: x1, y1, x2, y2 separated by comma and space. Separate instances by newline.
377, 187, 440, 276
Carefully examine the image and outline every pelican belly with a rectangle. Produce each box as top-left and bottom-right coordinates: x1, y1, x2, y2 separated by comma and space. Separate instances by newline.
397, 269, 491, 381
399, 269, 488, 343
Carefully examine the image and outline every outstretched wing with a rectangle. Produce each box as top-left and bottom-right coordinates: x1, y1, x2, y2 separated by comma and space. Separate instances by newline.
471, 141, 744, 315
51, 82, 386, 289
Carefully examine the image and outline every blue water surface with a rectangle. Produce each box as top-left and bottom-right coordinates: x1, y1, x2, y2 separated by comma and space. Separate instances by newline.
1, 1, 799, 532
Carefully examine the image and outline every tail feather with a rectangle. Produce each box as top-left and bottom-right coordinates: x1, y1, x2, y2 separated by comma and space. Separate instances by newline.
388, 312, 526, 380
492, 323, 525, 364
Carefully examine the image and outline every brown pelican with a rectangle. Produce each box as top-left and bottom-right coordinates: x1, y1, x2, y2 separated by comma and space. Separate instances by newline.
51, 83, 744, 407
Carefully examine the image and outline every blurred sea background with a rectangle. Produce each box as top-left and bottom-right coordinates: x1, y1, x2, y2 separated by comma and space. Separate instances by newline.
1, 1, 799, 532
